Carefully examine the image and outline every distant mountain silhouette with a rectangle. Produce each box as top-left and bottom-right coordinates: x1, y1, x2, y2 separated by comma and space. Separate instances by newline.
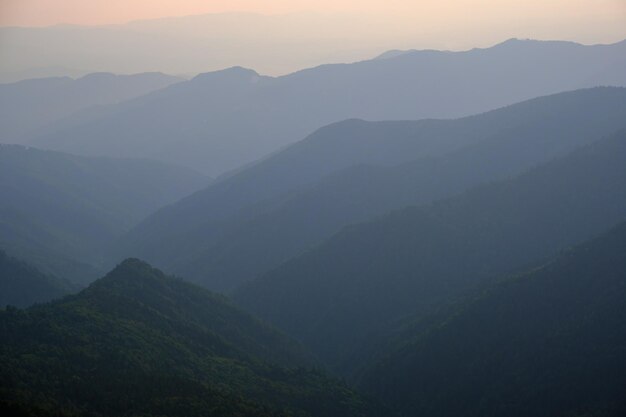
0, 144, 208, 283
235, 129, 626, 373
0, 259, 382, 417
26, 38, 626, 174
0, 12, 415, 79
0, 65, 91, 84
117, 87, 626, 291
0, 72, 181, 143
359, 220, 626, 417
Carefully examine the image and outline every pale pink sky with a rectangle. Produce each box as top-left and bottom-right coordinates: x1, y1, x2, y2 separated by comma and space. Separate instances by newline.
1, 0, 625, 28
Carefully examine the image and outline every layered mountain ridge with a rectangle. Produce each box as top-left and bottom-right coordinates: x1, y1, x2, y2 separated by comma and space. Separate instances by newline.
235, 129, 626, 373
24, 38, 626, 174
118, 87, 626, 292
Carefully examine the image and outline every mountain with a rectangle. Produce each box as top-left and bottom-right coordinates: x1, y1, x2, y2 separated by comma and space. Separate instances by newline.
3, 12, 625, 80
359, 221, 626, 417
115, 116, 487, 271
28, 38, 626, 174
119, 87, 626, 291
235, 129, 626, 374
0, 144, 208, 283
0, 72, 181, 142
0, 259, 382, 417
0, 250, 72, 308
0, 66, 90, 84
0, 13, 419, 80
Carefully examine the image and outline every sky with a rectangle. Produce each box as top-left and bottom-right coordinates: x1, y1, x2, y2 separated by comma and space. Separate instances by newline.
1, 0, 625, 80
1, 0, 625, 32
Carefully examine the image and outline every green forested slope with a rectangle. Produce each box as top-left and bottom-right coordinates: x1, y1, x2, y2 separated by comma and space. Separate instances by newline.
0, 259, 381, 417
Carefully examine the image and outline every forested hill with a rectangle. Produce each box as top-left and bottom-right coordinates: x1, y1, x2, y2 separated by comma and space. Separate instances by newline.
360, 220, 626, 417
235, 129, 626, 373
0, 259, 382, 417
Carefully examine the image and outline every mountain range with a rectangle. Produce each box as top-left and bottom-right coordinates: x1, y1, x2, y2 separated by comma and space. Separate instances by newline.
0, 144, 208, 283
21, 38, 626, 174
235, 128, 626, 373
0, 72, 181, 142
3, 31, 626, 417
0, 12, 423, 80
117, 87, 626, 292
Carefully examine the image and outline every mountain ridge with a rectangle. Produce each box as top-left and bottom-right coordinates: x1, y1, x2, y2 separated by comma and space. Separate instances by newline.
0, 144, 209, 283
234, 128, 626, 373
25, 38, 626, 174
359, 220, 626, 417
0, 71, 181, 142
117, 87, 626, 291
0, 250, 72, 308
0, 258, 382, 417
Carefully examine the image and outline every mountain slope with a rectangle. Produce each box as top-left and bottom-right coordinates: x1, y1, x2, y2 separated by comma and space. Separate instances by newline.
359, 221, 626, 417
0, 259, 381, 417
0, 72, 181, 142
235, 129, 626, 373
0, 250, 71, 308
0, 144, 208, 283
120, 87, 626, 291
116, 115, 490, 270
173, 87, 626, 291
30, 38, 626, 174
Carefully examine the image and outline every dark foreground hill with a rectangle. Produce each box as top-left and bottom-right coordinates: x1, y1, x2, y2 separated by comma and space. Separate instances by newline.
0, 259, 381, 417
235, 129, 626, 373
0, 250, 72, 308
360, 221, 626, 417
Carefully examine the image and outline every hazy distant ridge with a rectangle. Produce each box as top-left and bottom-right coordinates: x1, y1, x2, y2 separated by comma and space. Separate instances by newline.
21, 38, 626, 174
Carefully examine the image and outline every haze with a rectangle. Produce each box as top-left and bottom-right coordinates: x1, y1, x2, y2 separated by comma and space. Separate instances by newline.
1, 0, 625, 78
3, 1, 626, 417
1, 0, 625, 29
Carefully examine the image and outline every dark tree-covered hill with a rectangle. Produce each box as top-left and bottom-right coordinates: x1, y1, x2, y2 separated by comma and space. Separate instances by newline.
360, 221, 626, 417
0, 259, 382, 417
